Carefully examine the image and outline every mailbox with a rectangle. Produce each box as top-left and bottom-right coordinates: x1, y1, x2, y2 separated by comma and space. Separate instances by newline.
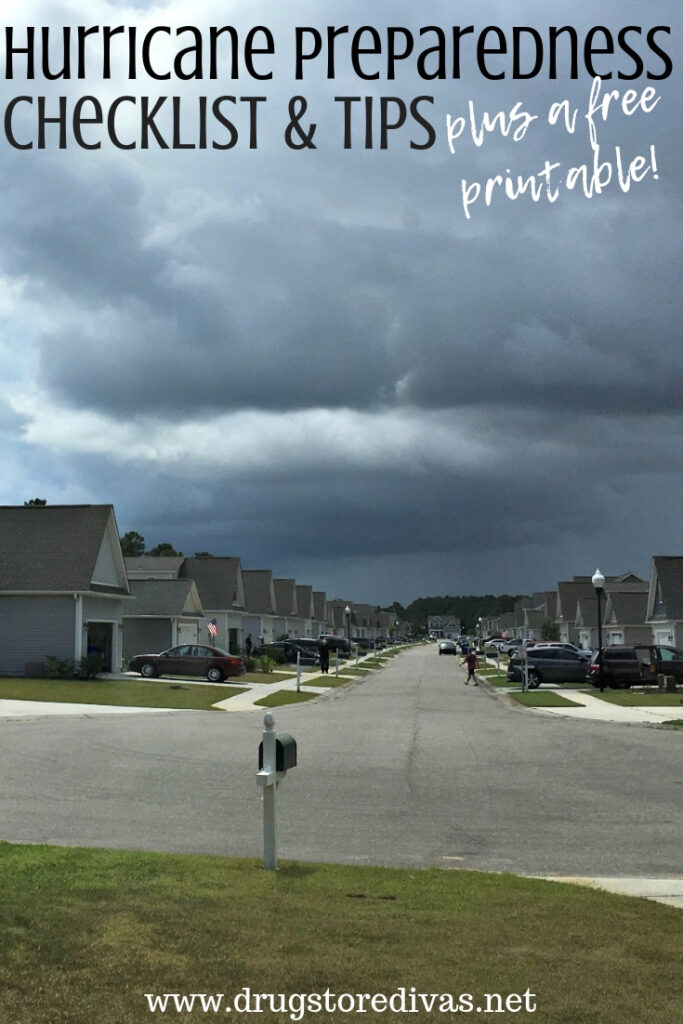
258, 733, 297, 772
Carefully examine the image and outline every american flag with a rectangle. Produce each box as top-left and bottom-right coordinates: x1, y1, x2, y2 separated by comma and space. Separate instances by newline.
206, 618, 218, 638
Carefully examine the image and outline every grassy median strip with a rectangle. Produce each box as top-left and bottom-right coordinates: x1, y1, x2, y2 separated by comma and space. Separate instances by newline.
511, 692, 585, 708
0, 677, 247, 711
253, 690, 319, 707
588, 690, 683, 706
0, 842, 680, 1024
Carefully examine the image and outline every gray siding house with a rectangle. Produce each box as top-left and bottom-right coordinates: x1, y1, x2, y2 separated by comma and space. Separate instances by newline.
646, 556, 683, 647
0, 504, 130, 675
122, 578, 204, 661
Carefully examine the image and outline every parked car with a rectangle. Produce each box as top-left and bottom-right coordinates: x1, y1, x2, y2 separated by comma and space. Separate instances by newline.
634, 644, 683, 683
500, 639, 523, 654
129, 644, 245, 683
438, 640, 458, 655
588, 644, 683, 688
352, 637, 373, 650
484, 638, 508, 651
586, 646, 641, 689
532, 642, 592, 661
317, 634, 353, 657
507, 647, 588, 687
253, 640, 319, 666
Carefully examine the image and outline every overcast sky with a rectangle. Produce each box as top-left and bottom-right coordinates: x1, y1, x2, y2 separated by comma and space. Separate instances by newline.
0, 0, 680, 606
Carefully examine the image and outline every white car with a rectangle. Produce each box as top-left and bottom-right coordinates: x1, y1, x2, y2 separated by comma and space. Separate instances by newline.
530, 642, 592, 661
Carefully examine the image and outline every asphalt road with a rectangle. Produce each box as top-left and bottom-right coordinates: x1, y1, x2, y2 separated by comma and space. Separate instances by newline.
0, 646, 681, 875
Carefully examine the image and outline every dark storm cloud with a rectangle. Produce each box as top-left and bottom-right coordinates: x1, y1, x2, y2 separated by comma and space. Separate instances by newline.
2, 0, 682, 602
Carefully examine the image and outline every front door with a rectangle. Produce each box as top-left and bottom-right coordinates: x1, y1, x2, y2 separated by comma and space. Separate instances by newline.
86, 622, 113, 671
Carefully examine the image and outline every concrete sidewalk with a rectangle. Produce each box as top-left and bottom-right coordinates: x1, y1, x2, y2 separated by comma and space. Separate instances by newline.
535, 875, 683, 909
528, 690, 683, 725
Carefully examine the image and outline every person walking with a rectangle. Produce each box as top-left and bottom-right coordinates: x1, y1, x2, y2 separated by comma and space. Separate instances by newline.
245, 634, 253, 656
461, 649, 478, 685
318, 638, 330, 674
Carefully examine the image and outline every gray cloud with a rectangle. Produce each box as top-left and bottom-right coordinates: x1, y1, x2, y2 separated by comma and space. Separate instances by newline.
1, 0, 681, 603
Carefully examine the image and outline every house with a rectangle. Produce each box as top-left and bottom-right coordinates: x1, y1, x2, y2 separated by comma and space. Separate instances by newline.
646, 556, 683, 647
242, 570, 280, 645
312, 591, 327, 637
602, 590, 650, 647
272, 578, 302, 638
178, 557, 247, 652
122, 578, 204, 662
349, 603, 386, 640
427, 615, 461, 639
0, 504, 130, 675
295, 585, 315, 637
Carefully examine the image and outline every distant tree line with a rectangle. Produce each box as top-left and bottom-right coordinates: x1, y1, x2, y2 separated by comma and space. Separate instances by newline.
119, 530, 209, 558
386, 595, 521, 634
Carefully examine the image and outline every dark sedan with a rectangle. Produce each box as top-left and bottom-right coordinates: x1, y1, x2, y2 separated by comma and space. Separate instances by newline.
129, 644, 245, 683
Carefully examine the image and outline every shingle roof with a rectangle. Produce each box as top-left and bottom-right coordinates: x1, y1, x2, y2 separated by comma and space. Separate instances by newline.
651, 556, 683, 620
243, 570, 277, 614
312, 591, 327, 621
125, 579, 203, 617
125, 556, 185, 578
0, 504, 128, 594
179, 557, 245, 610
295, 585, 314, 619
273, 579, 298, 616
605, 590, 648, 626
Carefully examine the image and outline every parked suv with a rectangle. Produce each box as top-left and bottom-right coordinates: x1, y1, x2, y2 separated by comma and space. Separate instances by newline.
633, 645, 683, 684
586, 646, 641, 689
507, 648, 587, 687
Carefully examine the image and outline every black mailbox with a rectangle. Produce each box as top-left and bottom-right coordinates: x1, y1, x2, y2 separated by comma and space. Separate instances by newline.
258, 734, 297, 772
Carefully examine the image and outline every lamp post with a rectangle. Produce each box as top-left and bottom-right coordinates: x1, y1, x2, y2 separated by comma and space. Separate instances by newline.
345, 604, 351, 653
592, 569, 605, 692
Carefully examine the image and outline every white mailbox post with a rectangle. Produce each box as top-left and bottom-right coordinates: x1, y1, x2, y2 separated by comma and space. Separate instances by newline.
256, 712, 297, 870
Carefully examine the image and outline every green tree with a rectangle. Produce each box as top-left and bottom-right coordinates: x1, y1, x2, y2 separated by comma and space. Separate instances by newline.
146, 541, 183, 556
119, 531, 146, 557
24, 498, 47, 505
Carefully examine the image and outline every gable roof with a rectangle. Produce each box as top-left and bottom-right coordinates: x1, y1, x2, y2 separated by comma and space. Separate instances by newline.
648, 556, 683, 621
179, 557, 245, 610
124, 579, 203, 618
273, 579, 298, 617
604, 590, 648, 626
295, 585, 314, 619
312, 591, 327, 622
125, 556, 184, 579
243, 570, 277, 615
0, 504, 129, 594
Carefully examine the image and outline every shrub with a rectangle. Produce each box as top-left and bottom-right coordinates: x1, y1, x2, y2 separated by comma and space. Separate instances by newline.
45, 655, 103, 680
259, 655, 277, 674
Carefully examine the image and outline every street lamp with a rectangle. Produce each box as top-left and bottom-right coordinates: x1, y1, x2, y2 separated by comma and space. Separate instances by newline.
592, 569, 605, 692
344, 605, 351, 651
477, 617, 483, 650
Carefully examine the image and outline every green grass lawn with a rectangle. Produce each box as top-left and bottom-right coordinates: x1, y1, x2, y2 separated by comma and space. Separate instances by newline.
511, 692, 585, 708
0, 677, 247, 711
240, 671, 296, 684
0, 843, 680, 1024
588, 690, 683, 706
253, 689, 319, 707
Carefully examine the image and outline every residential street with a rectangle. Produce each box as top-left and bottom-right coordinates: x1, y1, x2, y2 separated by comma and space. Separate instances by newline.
0, 646, 680, 876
